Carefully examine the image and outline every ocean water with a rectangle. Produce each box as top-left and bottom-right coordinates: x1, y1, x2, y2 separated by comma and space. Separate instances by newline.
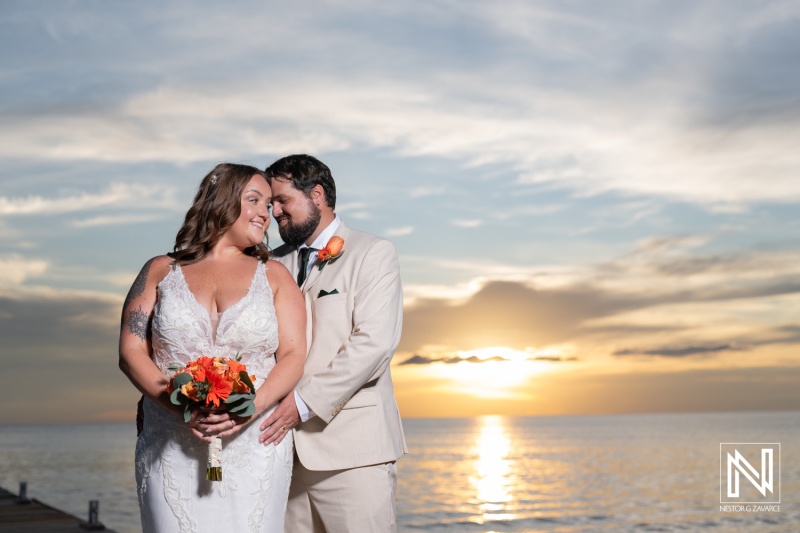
0, 412, 797, 532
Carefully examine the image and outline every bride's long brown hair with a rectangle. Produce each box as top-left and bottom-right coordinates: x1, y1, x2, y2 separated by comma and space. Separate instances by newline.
168, 163, 270, 265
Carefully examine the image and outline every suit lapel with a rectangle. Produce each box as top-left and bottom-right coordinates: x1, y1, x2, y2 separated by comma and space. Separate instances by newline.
302, 222, 351, 294
286, 247, 299, 280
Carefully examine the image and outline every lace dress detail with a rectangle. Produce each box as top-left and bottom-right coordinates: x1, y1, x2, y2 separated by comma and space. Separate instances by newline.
135, 261, 293, 533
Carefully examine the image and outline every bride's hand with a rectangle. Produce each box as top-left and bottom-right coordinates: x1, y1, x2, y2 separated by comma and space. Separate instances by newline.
189, 409, 245, 441
187, 408, 215, 442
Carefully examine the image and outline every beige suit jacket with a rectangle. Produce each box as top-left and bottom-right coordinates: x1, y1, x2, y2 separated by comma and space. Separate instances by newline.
272, 221, 408, 471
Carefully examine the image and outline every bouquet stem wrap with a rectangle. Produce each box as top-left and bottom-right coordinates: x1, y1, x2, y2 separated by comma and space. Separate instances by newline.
207, 436, 223, 481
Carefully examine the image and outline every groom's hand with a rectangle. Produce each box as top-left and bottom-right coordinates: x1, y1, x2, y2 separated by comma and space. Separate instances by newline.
259, 393, 300, 446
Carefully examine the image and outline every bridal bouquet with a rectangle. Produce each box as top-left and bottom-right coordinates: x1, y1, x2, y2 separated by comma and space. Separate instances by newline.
168, 356, 257, 481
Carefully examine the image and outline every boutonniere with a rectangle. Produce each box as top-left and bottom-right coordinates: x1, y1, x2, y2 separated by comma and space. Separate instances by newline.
318, 236, 345, 271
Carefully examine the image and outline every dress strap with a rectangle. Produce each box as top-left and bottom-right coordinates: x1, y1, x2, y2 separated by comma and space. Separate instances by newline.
156, 262, 182, 292
251, 260, 268, 291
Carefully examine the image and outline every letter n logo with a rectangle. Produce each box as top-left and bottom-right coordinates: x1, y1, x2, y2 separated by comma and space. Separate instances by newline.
720, 443, 780, 504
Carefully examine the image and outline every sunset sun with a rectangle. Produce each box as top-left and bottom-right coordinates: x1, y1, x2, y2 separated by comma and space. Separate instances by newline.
424, 347, 558, 399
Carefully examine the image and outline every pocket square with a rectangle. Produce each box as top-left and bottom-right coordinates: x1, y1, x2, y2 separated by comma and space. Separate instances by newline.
318, 289, 339, 298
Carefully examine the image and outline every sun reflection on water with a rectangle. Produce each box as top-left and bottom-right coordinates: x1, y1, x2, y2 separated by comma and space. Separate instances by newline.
469, 415, 516, 523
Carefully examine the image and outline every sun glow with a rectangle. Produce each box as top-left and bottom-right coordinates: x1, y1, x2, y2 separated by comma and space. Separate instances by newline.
425, 347, 558, 398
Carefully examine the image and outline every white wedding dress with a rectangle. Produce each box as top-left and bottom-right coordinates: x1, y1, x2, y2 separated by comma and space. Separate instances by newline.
136, 261, 293, 533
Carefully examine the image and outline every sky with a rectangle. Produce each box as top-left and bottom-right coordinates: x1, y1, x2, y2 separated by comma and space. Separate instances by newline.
1, 0, 799, 424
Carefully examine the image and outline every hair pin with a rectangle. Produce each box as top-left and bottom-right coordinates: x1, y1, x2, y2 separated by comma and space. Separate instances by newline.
210, 174, 218, 185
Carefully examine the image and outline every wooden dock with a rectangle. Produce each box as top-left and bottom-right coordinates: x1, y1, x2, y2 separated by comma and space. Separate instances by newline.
0, 486, 116, 533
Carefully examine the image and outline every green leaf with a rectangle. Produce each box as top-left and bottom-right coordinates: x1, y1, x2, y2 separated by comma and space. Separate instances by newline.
224, 393, 249, 404
239, 371, 256, 393
170, 388, 185, 406
225, 399, 245, 409
228, 401, 251, 413
183, 405, 191, 423
172, 373, 192, 387
194, 381, 208, 399
237, 402, 256, 418
317, 250, 344, 271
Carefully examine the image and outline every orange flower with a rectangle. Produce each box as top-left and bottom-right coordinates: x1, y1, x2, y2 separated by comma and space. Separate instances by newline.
226, 358, 246, 374
318, 236, 344, 262
185, 356, 216, 381
181, 381, 203, 402
196, 356, 216, 369
231, 375, 255, 394
190, 365, 208, 383
205, 370, 233, 408
224, 358, 253, 394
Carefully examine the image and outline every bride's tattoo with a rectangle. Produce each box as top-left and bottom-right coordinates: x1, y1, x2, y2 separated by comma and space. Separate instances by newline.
123, 257, 156, 312
126, 306, 152, 341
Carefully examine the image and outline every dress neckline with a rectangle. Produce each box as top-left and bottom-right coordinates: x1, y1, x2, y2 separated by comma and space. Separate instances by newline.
174, 261, 263, 322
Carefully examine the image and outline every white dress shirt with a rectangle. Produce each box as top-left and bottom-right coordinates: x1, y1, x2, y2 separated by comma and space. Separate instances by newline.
293, 215, 341, 422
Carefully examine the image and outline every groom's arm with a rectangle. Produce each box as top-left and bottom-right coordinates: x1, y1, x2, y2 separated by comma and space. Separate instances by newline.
295, 238, 403, 424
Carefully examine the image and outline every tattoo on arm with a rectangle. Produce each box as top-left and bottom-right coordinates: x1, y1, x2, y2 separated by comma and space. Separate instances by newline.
125, 306, 152, 341
123, 257, 156, 313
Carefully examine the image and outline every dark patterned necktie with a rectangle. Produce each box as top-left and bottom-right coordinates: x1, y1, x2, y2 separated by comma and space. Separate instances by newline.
297, 247, 316, 286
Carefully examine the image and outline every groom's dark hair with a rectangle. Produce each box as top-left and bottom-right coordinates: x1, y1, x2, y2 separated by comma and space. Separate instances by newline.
265, 154, 337, 209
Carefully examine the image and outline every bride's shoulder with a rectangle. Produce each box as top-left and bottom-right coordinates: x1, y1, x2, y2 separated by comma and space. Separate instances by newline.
264, 259, 294, 290
123, 256, 174, 311
141, 255, 173, 284
264, 260, 303, 311
264, 259, 291, 279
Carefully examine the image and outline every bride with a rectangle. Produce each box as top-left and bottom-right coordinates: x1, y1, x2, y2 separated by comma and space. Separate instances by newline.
119, 163, 306, 532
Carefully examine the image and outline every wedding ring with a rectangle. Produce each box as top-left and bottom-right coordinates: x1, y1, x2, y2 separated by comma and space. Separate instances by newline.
230, 420, 235, 429
281, 425, 286, 432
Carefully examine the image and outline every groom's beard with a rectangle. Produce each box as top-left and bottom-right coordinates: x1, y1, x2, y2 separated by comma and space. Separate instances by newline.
277, 200, 322, 247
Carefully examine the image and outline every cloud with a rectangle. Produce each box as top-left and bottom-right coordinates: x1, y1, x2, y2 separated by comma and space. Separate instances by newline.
70, 213, 167, 228
2, 2, 799, 206
399, 354, 509, 365
400, 280, 635, 352
385, 226, 414, 237
0, 183, 181, 216
336, 201, 369, 213
614, 343, 746, 358
587, 234, 800, 297
0, 286, 133, 423
409, 186, 445, 198
0, 255, 48, 286
530, 355, 576, 362
452, 219, 483, 228
764, 324, 800, 345
104, 271, 138, 288
608, 235, 800, 281
495, 204, 565, 220
400, 237, 800, 356
0, 287, 120, 350
2, 0, 799, 422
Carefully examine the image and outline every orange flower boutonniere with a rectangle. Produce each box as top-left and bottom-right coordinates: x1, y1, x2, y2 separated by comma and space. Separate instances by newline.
318, 236, 345, 271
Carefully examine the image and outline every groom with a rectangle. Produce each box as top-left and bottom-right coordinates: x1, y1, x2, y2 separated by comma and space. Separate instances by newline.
258, 154, 407, 532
